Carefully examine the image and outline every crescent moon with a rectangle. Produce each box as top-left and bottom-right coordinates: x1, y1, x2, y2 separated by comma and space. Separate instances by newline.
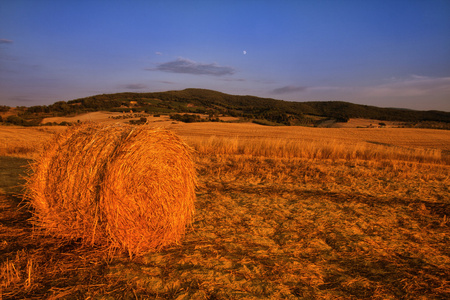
243, 50, 247, 55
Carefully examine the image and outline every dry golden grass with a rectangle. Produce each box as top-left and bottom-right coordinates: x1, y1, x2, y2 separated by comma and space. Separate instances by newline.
183, 155, 450, 298
2, 121, 449, 157
41, 111, 173, 125
167, 122, 450, 153
25, 123, 196, 256
1, 121, 449, 299
185, 135, 446, 164
41, 111, 126, 124
0, 126, 63, 158
332, 118, 400, 128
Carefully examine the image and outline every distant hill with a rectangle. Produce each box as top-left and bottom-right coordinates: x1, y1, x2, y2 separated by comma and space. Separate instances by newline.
2, 88, 450, 128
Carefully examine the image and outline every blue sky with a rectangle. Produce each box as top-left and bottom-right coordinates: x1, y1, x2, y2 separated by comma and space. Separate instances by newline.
1, 0, 449, 111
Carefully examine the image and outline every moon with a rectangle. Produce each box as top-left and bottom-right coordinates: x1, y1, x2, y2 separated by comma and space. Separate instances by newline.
243, 50, 247, 55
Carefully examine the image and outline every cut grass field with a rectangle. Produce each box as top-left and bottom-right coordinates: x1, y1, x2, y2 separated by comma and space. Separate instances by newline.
1, 122, 449, 299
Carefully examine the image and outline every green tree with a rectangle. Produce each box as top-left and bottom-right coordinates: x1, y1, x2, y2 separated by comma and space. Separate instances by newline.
6, 115, 25, 125
0, 105, 10, 112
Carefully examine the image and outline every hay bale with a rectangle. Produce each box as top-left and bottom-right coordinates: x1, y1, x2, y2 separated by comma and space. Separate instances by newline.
26, 123, 196, 255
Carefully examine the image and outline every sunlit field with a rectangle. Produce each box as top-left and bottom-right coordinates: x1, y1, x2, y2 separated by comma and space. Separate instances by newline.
1, 122, 449, 299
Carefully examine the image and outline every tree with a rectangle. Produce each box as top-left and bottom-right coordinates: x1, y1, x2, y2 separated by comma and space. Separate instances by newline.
6, 115, 25, 125
170, 114, 201, 123
0, 106, 10, 112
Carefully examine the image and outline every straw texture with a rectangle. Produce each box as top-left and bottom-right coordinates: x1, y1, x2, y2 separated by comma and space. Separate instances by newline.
26, 123, 196, 255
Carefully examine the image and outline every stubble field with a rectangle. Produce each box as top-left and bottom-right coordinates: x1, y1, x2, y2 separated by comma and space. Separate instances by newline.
1, 122, 449, 299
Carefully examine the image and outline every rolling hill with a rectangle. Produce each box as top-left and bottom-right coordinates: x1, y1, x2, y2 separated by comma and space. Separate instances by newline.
1, 88, 450, 128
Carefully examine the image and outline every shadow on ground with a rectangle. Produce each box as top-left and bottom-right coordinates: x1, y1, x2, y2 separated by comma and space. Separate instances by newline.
0, 156, 32, 196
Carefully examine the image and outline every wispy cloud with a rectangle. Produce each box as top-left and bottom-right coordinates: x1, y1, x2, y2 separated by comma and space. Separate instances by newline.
9, 95, 34, 103
149, 57, 235, 76
0, 39, 13, 44
121, 83, 148, 90
221, 78, 246, 82
157, 80, 176, 84
155, 52, 162, 55
364, 75, 450, 98
271, 85, 308, 94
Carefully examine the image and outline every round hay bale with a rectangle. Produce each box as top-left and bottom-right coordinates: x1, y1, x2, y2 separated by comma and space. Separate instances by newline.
26, 123, 196, 255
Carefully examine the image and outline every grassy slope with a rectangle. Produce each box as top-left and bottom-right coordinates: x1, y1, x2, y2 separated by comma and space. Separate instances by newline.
1, 124, 449, 299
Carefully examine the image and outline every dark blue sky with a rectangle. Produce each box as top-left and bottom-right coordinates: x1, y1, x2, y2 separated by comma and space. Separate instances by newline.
1, 0, 449, 111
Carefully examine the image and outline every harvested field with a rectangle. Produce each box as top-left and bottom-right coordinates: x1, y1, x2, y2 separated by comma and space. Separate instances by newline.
331, 118, 401, 128
166, 122, 450, 157
41, 111, 174, 125
1, 122, 449, 299
0, 126, 63, 158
